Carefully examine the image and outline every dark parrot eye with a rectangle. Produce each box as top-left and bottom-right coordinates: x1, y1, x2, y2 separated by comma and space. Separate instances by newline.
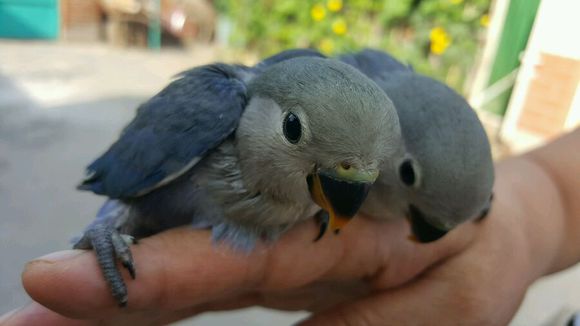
399, 159, 416, 186
283, 112, 302, 144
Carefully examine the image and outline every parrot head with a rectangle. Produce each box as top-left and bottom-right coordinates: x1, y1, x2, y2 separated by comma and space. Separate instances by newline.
388, 73, 495, 243
237, 57, 403, 236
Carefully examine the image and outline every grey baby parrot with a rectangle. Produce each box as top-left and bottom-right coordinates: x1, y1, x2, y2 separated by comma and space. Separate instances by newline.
73, 54, 403, 306
339, 49, 494, 243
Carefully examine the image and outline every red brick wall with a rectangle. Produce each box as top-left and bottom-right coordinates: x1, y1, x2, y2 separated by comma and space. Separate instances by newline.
517, 53, 580, 138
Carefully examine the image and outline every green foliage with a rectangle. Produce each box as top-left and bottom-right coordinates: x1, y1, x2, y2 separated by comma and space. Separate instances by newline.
216, 0, 491, 93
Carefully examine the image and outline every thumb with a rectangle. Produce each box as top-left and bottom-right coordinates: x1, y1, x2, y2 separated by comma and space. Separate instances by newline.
21, 228, 269, 319
21, 221, 338, 319
297, 273, 459, 326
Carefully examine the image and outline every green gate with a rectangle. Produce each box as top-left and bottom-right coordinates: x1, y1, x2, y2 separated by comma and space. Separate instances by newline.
0, 0, 59, 39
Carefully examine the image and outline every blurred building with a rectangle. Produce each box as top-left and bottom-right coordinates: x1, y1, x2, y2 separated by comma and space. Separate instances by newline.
0, 0, 216, 48
3, 0, 578, 154
0, 0, 60, 39
500, 0, 580, 153
470, 0, 579, 153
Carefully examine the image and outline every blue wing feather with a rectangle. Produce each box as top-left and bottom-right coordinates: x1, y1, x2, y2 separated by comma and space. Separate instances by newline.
78, 64, 249, 198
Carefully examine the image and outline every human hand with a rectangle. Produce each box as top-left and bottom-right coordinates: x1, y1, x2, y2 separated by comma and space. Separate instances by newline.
5, 130, 579, 326
0, 159, 549, 326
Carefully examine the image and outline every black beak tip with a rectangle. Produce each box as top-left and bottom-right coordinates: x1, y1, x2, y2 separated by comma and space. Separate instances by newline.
408, 205, 449, 243
476, 207, 490, 222
412, 225, 449, 243
318, 172, 372, 217
476, 192, 494, 222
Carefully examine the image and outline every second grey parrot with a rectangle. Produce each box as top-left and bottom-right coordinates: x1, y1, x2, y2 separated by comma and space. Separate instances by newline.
73, 55, 403, 306
340, 49, 494, 243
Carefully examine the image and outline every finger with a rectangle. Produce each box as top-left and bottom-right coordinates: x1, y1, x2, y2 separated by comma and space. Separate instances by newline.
2, 294, 265, 326
235, 216, 476, 315
22, 220, 344, 319
298, 262, 525, 326
202, 217, 477, 314
0, 302, 89, 326
383, 219, 477, 286
297, 276, 448, 326
299, 201, 530, 326
22, 214, 477, 321
257, 280, 371, 312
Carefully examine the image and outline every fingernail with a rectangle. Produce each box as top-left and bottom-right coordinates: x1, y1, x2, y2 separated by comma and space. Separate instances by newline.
0, 308, 20, 324
35, 250, 84, 262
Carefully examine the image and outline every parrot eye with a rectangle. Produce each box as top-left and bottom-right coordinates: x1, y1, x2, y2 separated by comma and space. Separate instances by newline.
399, 159, 416, 186
283, 112, 302, 144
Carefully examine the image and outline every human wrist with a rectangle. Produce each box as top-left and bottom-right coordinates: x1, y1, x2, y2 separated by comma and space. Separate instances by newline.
495, 155, 566, 281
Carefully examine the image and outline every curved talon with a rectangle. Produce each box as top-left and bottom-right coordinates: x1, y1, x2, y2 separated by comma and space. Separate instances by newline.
112, 231, 136, 280
122, 261, 136, 280
120, 234, 137, 245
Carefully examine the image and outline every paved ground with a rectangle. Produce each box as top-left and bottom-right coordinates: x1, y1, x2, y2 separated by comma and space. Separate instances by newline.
0, 40, 578, 325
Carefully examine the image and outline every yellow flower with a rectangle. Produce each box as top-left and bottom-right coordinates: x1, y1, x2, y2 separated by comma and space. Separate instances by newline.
319, 39, 334, 54
450, 0, 463, 4
429, 27, 452, 55
311, 4, 326, 21
332, 18, 347, 35
327, 0, 343, 12
480, 14, 490, 27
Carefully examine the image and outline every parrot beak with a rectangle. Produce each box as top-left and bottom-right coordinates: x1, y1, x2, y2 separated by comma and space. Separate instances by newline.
307, 165, 378, 237
406, 205, 449, 243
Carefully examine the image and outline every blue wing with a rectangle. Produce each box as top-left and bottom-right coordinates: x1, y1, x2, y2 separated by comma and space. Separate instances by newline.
78, 64, 249, 198
338, 48, 412, 79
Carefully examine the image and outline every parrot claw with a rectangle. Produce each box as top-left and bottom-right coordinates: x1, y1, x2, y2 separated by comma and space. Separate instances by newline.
314, 210, 329, 242
122, 260, 136, 280
72, 224, 136, 307
121, 234, 138, 245
111, 231, 136, 280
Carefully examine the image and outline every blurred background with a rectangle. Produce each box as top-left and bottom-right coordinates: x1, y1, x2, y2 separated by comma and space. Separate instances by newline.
0, 0, 579, 325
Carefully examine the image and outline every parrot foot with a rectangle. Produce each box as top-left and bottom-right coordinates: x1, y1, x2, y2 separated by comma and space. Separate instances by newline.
314, 210, 329, 242
73, 224, 137, 307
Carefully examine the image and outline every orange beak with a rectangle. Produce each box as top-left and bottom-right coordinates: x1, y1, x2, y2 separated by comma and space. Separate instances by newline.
307, 168, 375, 239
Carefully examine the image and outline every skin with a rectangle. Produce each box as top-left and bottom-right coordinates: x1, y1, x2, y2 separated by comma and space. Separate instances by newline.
1, 128, 579, 325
